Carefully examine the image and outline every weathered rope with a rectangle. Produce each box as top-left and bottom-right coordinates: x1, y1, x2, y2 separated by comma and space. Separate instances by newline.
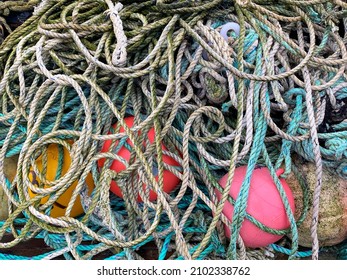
0, 0, 346, 260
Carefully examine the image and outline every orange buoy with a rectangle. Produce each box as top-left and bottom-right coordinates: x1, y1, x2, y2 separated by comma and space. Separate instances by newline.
98, 116, 181, 202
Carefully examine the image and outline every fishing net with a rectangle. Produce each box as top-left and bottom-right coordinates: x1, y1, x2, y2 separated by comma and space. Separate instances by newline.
0, 0, 346, 260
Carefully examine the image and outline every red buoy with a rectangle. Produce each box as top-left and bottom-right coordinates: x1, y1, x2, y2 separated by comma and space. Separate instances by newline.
98, 117, 181, 202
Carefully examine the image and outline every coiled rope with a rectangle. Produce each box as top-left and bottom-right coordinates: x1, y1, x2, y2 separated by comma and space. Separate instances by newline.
0, 0, 346, 260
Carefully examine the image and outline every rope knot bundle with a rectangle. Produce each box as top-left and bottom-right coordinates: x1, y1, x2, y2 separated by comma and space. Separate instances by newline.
105, 0, 127, 66
236, 0, 251, 8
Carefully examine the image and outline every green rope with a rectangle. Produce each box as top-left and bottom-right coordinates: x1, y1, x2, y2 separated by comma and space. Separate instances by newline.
0, 0, 346, 260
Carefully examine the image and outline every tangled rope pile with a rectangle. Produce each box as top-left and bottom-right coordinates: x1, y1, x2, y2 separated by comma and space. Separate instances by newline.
0, 0, 346, 260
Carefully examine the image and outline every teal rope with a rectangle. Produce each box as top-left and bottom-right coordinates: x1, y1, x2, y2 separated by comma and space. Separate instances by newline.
270, 244, 312, 258
337, 241, 347, 260
1, 0, 346, 260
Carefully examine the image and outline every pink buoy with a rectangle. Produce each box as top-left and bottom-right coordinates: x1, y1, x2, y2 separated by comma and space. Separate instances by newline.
216, 166, 295, 248
98, 116, 181, 202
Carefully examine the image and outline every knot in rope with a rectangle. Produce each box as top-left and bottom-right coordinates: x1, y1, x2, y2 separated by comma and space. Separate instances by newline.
236, 0, 251, 8
105, 0, 127, 67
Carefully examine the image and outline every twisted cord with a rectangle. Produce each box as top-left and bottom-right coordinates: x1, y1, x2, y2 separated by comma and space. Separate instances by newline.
0, 0, 346, 260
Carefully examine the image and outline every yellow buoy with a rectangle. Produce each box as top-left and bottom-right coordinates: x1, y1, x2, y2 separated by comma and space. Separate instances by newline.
28, 143, 94, 218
